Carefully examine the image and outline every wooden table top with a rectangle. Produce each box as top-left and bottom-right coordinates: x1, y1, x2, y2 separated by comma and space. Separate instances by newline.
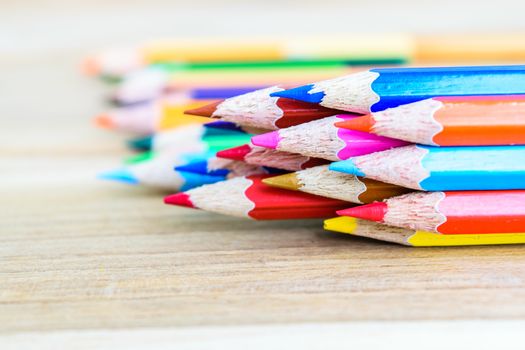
2, 52, 525, 340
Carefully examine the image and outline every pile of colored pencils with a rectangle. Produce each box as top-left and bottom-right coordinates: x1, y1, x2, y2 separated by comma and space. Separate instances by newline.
86, 34, 525, 247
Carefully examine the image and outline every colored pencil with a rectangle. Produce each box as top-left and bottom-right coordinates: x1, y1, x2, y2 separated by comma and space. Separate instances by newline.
128, 126, 237, 151
125, 125, 251, 152
113, 81, 264, 105
323, 217, 525, 247
95, 99, 211, 135
204, 121, 270, 135
163, 175, 350, 220
83, 34, 413, 77
250, 115, 409, 161
216, 144, 328, 171
99, 152, 225, 191
271, 65, 525, 114
84, 34, 525, 78
262, 165, 411, 203
175, 157, 279, 177
335, 95, 525, 146
329, 144, 525, 191
116, 67, 356, 105
185, 86, 341, 130
337, 190, 525, 234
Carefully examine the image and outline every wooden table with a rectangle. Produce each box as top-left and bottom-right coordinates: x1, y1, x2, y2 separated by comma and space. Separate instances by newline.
3, 51, 525, 346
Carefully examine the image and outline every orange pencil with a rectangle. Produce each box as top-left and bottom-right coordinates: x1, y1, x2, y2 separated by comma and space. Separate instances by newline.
336, 95, 525, 146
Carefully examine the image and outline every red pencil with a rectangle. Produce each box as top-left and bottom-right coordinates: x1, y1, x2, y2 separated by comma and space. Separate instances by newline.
216, 144, 328, 171
164, 175, 350, 219
337, 190, 525, 234
185, 86, 341, 130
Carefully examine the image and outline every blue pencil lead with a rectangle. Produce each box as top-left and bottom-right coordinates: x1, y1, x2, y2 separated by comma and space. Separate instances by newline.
269, 84, 324, 104
175, 161, 230, 177
98, 168, 139, 184
329, 160, 365, 177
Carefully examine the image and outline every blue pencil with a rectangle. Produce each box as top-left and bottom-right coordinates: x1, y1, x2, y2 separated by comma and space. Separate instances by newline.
329, 144, 525, 191
271, 65, 525, 114
175, 159, 284, 176
99, 151, 226, 191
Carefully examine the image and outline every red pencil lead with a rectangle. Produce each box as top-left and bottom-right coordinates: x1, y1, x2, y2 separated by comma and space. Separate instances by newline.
184, 100, 223, 117
335, 114, 375, 133
336, 202, 387, 222
216, 144, 251, 161
164, 193, 195, 208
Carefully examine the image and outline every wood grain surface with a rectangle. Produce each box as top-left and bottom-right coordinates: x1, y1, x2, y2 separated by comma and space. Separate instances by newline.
2, 52, 525, 336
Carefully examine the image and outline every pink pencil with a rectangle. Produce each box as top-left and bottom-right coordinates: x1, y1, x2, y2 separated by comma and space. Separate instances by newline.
251, 115, 409, 161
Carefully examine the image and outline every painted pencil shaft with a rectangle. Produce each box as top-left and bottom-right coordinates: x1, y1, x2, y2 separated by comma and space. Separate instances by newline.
185, 86, 341, 130
330, 144, 525, 191
338, 190, 525, 234
336, 95, 525, 146
216, 144, 328, 171
272, 65, 525, 114
251, 115, 409, 161
163, 175, 350, 220
262, 165, 411, 203
323, 217, 525, 247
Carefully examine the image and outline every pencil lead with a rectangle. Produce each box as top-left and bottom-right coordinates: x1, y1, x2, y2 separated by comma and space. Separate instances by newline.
329, 160, 366, 177
164, 193, 195, 208
81, 56, 99, 76
98, 169, 138, 184
262, 173, 300, 191
336, 202, 387, 222
269, 84, 324, 104
251, 131, 280, 149
175, 162, 229, 177
335, 114, 375, 133
94, 114, 114, 129
184, 100, 223, 117
216, 144, 251, 161
127, 135, 153, 151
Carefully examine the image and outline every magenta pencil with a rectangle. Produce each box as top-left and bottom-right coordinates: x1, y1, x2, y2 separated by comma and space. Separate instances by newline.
250, 115, 409, 161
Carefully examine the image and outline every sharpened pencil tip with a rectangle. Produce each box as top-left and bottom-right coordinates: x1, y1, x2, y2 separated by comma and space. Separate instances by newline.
329, 159, 366, 177
336, 202, 387, 222
335, 114, 375, 133
98, 168, 138, 184
251, 131, 280, 149
269, 84, 324, 104
185, 100, 223, 117
262, 173, 300, 191
94, 114, 114, 129
164, 193, 195, 208
216, 144, 251, 160
81, 56, 99, 76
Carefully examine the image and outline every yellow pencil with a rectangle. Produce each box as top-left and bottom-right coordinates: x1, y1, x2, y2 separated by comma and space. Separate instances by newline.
324, 217, 525, 247
85, 33, 525, 77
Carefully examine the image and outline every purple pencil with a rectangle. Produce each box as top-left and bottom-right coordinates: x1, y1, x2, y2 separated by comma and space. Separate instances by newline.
251, 114, 409, 161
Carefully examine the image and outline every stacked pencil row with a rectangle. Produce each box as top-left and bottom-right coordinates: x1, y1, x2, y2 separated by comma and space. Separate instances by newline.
86, 37, 525, 247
